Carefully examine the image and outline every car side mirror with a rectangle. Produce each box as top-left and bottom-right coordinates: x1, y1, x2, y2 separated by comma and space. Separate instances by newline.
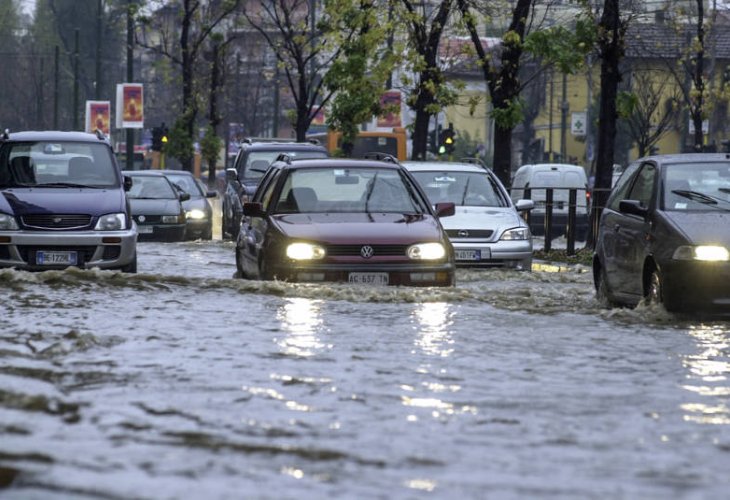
434, 202, 455, 217
225, 168, 239, 182
206, 191, 217, 198
243, 201, 266, 218
619, 199, 648, 217
515, 199, 534, 211
179, 192, 191, 202
123, 175, 133, 192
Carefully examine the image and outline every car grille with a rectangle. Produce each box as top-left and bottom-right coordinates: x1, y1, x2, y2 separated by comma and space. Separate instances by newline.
446, 229, 494, 239
22, 214, 92, 230
135, 215, 161, 224
326, 244, 408, 256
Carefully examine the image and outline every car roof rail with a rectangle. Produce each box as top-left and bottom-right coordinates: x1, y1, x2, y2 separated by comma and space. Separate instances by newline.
275, 153, 293, 164
1, 129, 9, 141
460, 157, 489, 170
242, 137, 299, 144
362, 152, 399, 164
95, 129, 107, 141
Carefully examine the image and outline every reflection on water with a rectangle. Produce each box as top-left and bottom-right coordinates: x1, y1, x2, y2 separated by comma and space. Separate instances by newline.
411, 302, 454, 357
681, 325, 730, 425
276, 298, 327, 357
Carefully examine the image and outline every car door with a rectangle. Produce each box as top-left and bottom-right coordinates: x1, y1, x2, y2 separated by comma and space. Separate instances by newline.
240, 167, 282, 277
609, 162, 657, 298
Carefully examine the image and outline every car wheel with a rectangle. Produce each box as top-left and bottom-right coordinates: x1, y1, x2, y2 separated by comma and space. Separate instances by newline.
595, 265, 615, 307
203, 226, 213, 240
121, 252, 137, 273
646, 268, 676, 311
221, 212, 230, 240
235, 245, 245, 279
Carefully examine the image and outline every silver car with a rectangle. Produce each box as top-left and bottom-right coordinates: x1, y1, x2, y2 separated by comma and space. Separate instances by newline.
404, 160, 534, 270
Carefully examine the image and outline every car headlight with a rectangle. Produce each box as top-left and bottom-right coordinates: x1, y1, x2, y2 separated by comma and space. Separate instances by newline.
286, 242, 326, 260
500, 227, 530, 241
0, 213, 19, 230
94, 213, 126, 231
673, 245, 729, 261
162, 214, 185, 224
186, 208, 206, 220
407, 242, 446, 260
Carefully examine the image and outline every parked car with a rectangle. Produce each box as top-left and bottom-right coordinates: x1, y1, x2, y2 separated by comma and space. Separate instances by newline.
235, 156, 456, 286
222, 139, 328, 239
0, 130, 138, 272
123, 170, 188, 242
511, 163, 589, 240
160, 169, 216, 240
403, 160, 534, 270
593, 153, 730, 313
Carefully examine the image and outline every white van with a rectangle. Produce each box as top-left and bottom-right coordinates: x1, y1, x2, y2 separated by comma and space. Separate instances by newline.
510, 163, 589, 240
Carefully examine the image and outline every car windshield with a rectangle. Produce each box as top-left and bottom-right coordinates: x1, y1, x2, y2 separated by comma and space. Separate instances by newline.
127, 176, 177, 199
165, 173, 204, 197
243, 150, 327, 180
410, 171, 507, 207
0, 141, 118, 188
663, 162, 730, 211
273, 167, 426, 214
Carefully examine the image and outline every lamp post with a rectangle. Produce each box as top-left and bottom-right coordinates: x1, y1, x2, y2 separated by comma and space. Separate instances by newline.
262, 65, 280, 138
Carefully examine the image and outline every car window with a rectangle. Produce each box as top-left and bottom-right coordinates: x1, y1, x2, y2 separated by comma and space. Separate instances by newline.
663, 161, 730, 211
272, 167, 425, 214
607, 161, 642, 211
128, 176, 177, 199
259, 169, 283, 210
1, 141, 118, 187
166, 174, 203, 197
410, 171, 507, 207
626, 163, 657, 208
241, 150, 328, 180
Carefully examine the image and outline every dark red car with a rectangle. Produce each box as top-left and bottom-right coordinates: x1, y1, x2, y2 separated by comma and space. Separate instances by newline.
235, 157, 456, 286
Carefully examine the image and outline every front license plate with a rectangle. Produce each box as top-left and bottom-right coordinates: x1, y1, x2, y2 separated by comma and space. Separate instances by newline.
455, 249, 482, 261
37, 251, 77, 265
137, 225, 153, 234
348, 272, 389, 285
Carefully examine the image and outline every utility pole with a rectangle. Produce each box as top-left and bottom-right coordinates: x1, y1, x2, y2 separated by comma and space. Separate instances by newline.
560, 72, 568, 162
54, 45, 59, 129
126, 0, 134, 170
95, 0, 102, 99
73, 29, 79, 130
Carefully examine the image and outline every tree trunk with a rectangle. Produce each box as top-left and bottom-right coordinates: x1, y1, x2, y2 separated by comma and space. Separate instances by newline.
590, 0, 624, 248
208, 42, 221, 188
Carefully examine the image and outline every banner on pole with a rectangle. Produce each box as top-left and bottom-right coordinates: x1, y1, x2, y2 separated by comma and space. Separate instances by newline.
116, 83, 144, 128
85, 100, 111, 135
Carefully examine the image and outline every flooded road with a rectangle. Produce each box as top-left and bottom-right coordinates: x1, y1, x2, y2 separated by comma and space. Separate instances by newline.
1, 239, 729, 499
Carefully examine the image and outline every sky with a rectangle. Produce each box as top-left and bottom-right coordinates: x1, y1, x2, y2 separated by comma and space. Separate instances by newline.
19, 0, 35, 16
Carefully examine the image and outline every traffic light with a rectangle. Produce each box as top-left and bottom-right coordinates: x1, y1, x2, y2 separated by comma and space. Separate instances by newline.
439, 124, 455, 155
151, 127, 163, 151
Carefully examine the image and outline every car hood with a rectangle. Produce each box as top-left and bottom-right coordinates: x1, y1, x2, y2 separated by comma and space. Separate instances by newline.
664, 210, 730, 245
1, 187, 125, 216
128, 199, 181, 216
272, 212, 446, 244
440, 206, 525, 231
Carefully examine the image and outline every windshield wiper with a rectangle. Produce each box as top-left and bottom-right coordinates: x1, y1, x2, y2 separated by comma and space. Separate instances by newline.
37, 182, 102, 189
460, 177, 471, 205
672, 189, 730, 211
364, 172, 378, 212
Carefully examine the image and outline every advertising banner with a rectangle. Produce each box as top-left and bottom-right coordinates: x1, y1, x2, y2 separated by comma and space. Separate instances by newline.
116, 83, 144, 128
377, 91, 402, 128
85, 100, 111, 135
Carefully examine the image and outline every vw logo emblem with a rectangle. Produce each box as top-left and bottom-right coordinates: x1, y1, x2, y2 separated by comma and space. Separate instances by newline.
458, 230, 469, 237
360, 245, 374, 258
138, 215, 146, 222
52, 217, 62, 224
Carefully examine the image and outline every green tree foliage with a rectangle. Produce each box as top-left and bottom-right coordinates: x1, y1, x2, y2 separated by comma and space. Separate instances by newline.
166, 112, 194, 167
200, 124, 222, 174
323, 0, 397, 156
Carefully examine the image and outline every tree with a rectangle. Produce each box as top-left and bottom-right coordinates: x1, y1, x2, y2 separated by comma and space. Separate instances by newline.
591, 0, 628, 246
243, 0, 347, 141
137, 0, 241, 170
621, 70, 681, 157
323, 0, 397, 157
397, 0, 457, 160
457, 0, 593, 185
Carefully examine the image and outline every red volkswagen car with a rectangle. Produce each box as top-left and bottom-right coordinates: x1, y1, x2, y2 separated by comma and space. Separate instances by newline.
235, 156, 456, 286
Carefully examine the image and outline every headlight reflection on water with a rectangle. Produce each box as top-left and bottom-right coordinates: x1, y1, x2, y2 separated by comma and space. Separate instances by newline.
411, 302, 454, 357
276, 298, 327, 357
680, 325, 730, 425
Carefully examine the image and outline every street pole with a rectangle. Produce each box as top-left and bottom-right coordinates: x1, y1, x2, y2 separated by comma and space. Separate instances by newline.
53, 45, 59, 129
126, 0, 134, 171
73, 29, 79, 130
95, 0, 102, 100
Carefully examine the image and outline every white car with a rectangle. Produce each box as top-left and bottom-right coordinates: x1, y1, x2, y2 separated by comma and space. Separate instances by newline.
404, 160, 534, 270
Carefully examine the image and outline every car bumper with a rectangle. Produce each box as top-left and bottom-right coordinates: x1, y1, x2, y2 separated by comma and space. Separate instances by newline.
268, 261, 456, 287
184, 219, 212, 239
451, 239, 533, 269
660, 260, 730, 312
0, 229, 137, 271
136, 224, 186, 242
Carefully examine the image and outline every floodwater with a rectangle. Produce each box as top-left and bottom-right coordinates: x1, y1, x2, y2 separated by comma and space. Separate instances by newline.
1, 239, 729, 499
